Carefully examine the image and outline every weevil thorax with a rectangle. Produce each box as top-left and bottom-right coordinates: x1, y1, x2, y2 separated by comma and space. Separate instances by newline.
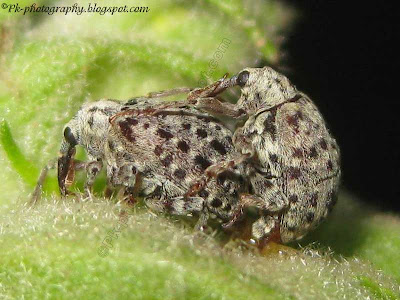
61, 100, 122, 159
236, 67, 298, 114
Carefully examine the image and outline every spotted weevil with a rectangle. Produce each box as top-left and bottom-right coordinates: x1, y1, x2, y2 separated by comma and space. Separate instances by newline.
32, 98, 247, 230
152, 66, 341, 244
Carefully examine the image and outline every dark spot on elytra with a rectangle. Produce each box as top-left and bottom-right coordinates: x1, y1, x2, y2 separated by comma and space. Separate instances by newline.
161, 154, 173, 167
196, 128, 207, 139
288, 166, 301, 180
194, 155, 212, 170
289, 194, 298, 203
215, 125, 221, 131
224, 203, 232, 211
210, 139, 227, 155
143, 123, 150, 129
126, 117, 138, 126
217, 173, 227, 185
88, 116, 94, 128
331, 142, 337, 150
182, 123, 191, 130
198, 189, 209, 198
154, 145, 163, 156
108, 141, 115, 152
306, 212, 315, 223
263, 113, 277, 140
310, 193, 318, 207
286, 111, 303, 133
88, 107, 99, 113
173, 168, 186, 179
119, 121, 135, 142
157, 128, 174, 140
177, 140, 190, 153
288, 225, 297, 232
231, 190, 239, 198
210, 198, 222, 208
269, 153, 279, 163
292, 148, 303, 158
89, 106, 116, 116
225, 136, 232, 143
122, 152, 134, 161
327, 160, 333, 171
320, 138, 328, 150
131, 166, 137, 174
308, 146, 318, 159
130, 166, 137, 174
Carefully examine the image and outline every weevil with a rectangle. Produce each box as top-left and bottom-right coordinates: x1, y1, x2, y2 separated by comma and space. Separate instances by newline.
150, 66, 341, 244
33, 98, 247, 230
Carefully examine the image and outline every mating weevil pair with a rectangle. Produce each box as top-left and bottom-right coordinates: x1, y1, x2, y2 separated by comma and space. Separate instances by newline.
33, 66, 340, 246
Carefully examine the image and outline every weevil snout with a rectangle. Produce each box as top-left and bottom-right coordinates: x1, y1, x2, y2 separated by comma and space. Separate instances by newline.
57, 147, 76, 196
57, 126, 78, 196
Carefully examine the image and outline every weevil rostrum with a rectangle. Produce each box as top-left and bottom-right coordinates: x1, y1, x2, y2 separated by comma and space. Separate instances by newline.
36, 97, 248, 230
155, 66, 341, 244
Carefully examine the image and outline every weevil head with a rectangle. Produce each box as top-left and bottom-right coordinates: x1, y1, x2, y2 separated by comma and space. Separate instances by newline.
57, 100, 122, 195
233, 66, 298, 114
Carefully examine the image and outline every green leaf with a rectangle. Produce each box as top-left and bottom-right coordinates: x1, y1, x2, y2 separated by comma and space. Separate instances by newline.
358, 276, 399, 300
0, 119, 37, 186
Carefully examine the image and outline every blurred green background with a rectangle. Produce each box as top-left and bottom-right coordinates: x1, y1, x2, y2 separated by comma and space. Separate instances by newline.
0, 1, 399, 299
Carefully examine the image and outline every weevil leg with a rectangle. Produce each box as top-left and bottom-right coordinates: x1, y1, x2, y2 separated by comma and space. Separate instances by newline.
142, 73, 230, 101
242, 169, 289, 212
194, 210, 210, 231
103, 181, 114, 199
140, 96, 246, 120
83, 161, 103, 198
30, 158, 93, 205
110, 163, 140, 204
222, 188, 287, 231
193, 97, 247, 119
61, 158, 103, 199
121, 186, 137, 206
145, 196, 209, 231
30, 158, 57, 206
187, 73, 231, 100
252, 215, 281, 244
222, 205, 244, 229
146, 87, 193, 99
239, 191, 288, 213
185, 152, 251, 197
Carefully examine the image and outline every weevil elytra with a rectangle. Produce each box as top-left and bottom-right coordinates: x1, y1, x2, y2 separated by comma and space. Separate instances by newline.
153, 66, 341, 244
33, 98, 247, 230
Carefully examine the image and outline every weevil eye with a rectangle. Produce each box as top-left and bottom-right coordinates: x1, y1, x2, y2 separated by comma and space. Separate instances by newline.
64, 126, 77, 146
237, 70, 250, 87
